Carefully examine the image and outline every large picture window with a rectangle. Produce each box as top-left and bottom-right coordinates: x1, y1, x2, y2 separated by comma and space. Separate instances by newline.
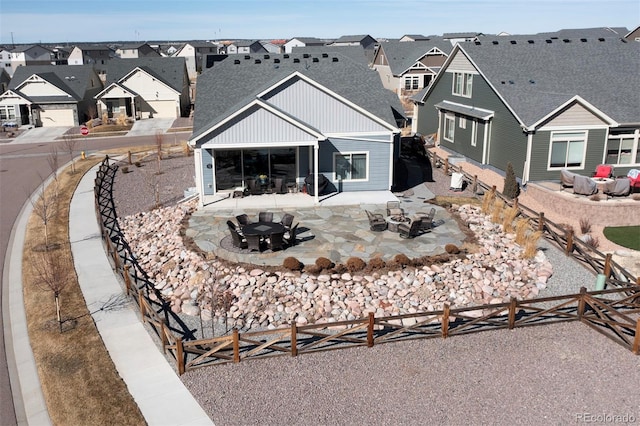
443, 114, 455, 142
404, 75, 420, 90
549, 131, 587, 169
0, 105, 16, 120
334, 152, 367, 181
452, 72, 473, 97
606, 133, 638, 165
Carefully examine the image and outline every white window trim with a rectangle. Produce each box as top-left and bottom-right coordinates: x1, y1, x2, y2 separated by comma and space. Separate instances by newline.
403, 75, 420, 90
452, 72, 473, 98
606, 130, 640, 166
443, 113, 455, 143
471, 120, 477, 147
333, 151, 369, 182
547, 130, 588, 170
459, 117, 466, 129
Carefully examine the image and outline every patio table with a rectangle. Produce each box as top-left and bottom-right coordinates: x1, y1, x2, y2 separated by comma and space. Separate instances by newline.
242, 222, 285, 237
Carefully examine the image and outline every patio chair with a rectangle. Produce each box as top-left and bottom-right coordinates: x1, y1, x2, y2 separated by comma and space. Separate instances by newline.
267, 231, 286, 251
628, 169, 640, 193
398, 219, 423, 239
236, 214, 251, 227
559, 169, 578, 190
245, 178, 262, 195
415, 208, 435, 232
366, 210, 387, 231
604, 177, 630, 198
273, 177, 287, 194
226, 219, 243, 236
284, 222, 299, 246
259, 211, 273, 222
592, 164, 613, 179
572, 175, 598, 196
245, 234, 262, 252
229, 227, 248, 249
279, 213, 295, 230
386, 200, 405, 217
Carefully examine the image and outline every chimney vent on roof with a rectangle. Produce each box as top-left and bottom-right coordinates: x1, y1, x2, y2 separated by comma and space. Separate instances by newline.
545, 39, 552, 43
332, 57, 339, 62
312, 57, 319, 62
527, 40, 534, 44
233, 59, 240, 64
274, 58, 280, 63
510, 40, 517, 44
562, 39, 571, 43
255, 59, 261, 64
492, 41, 499, 45
283, 53, 289, 58
322, 53, 328, 58
244, 55, 250, 59
264, 54, 270, 59
580, 38, 587, 42
293, 58, 300, 63
474, 41, 481, 45
598, 37, 605, 42
303, 53, 310, 58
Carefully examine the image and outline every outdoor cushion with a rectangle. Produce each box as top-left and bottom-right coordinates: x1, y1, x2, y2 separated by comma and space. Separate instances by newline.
604, 178, 630, 197
573, 175, 598, 196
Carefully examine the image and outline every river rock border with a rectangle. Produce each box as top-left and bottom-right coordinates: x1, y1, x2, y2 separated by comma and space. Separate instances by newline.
118, 200, 553, 330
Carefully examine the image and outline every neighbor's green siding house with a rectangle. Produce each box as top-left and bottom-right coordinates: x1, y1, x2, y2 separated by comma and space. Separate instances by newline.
412, 36, 640, 183
189, 52, 405, 206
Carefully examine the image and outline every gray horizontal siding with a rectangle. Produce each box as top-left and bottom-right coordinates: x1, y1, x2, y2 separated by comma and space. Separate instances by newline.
318, 137, 391, 191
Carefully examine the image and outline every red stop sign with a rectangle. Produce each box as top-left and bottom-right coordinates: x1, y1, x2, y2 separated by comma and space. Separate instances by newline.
80, 125, 89, 136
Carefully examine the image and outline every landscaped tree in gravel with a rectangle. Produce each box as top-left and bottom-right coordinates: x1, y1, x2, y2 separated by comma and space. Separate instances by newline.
47, 147, 60, 198
503, 161, 520, 200
62, 133, 79, 174
32, 248, 73, 332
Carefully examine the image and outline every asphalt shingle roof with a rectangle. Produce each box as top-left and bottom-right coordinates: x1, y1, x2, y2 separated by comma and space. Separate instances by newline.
376, 38, 453, 75
105, 57, 186, 92
192, 51, 404, 139
8, 64, 97, 101
458, 37, 640, 127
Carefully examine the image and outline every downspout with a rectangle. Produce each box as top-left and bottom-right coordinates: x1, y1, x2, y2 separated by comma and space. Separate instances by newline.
314, 143, 319, 204
523, 130, 534, 185
193, 148, 203, 208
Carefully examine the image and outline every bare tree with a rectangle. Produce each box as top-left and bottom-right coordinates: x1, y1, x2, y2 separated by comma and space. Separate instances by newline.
141, 168, 161, 210
32, 249, 73, 332
30, 175, 59, 249
155, 130, 164, 174
47, 147, 60, 198
62, 134, 79, 174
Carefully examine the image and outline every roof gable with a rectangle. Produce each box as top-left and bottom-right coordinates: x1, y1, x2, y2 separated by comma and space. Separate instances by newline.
105, 57, 186, 92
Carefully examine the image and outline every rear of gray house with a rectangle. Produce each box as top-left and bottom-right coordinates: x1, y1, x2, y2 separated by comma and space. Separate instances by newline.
412, 37, 640, 183
189, 52, 405, 205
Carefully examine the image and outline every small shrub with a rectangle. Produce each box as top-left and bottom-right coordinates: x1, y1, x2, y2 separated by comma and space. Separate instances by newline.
345, 257, 366, 272
558, 223, 575, 235
134, 161, 142, 167
491, 199, 504, 223
579, 218, 592, 235
121, 166, 129, 174
283, 257, 303, 271
522, 230, 543, 259
481, 190, 495, 214
315, 257, 334, 270
503, 162, 520, 199
589, 194, 601, 202
583, 235, 600, 249
392, 253, 412, 267
332, 263, 347, 274
444, 243, 460, 254
181, 141, 192, 157
631, 194, 640, 201
366, 257, 386, 270
502, 206, 519, 233
304, 264, 322, 275
116, 113, 127, 126
514, 218, 530, 245
101, 112, 109, 124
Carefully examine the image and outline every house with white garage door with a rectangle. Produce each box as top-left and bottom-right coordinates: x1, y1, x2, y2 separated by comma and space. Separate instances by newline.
0, 64, 102, 127
96, 57, 191, 120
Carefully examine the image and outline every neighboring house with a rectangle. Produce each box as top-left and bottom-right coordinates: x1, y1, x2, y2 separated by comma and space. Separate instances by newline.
51, 46, 70, 65
412, 36, 640, 183
329, 35, 378, 63
0, 47, 11, 75
0, 64, 103, 127
189, 52, 405, 205
261, 40, 284, 54
283, 37, 326, 53
624, 25, 640, 42
115, 43, 161, 59
68, 44, 114, 74
225, 40, 268, 55
0, 68, 10, 93
10, 44, 54, 75
442, 32, 483, 45
174, 41, 220, 79
96, 57, 190, 120
372, 38, 452, 94
399, 34, 431, 42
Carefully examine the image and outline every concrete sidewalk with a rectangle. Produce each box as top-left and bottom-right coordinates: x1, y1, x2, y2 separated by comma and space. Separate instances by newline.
69, 164, 213, 425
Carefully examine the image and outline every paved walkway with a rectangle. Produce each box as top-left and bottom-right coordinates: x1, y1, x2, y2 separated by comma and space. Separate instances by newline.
189, 184, 467, 266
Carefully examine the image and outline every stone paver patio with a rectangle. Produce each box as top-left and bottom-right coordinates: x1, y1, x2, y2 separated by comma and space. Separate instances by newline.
186, 183, 468, 266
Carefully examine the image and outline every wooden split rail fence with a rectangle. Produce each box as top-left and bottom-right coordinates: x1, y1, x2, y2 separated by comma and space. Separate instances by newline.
93, 156, 640, 376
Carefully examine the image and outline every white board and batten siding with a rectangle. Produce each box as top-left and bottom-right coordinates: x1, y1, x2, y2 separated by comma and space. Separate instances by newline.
264, 78, 392, 134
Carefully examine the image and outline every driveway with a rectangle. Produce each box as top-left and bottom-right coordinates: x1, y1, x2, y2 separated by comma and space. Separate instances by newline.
126, 118, 175, 137
11, 127, 69, 144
